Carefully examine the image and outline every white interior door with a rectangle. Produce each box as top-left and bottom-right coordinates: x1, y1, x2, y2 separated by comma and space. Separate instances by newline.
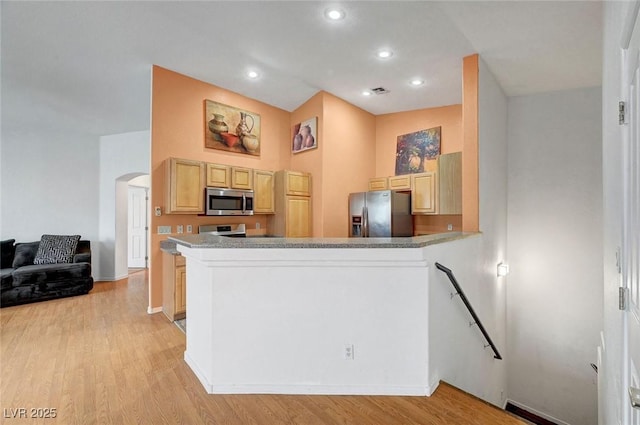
623, 2, 640, 422
128, 186, 148, 269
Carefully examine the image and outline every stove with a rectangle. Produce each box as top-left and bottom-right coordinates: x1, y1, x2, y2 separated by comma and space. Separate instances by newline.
198, 223, 247, 237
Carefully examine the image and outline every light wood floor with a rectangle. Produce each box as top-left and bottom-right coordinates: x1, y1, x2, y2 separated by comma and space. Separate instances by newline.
0, 270, 525, 425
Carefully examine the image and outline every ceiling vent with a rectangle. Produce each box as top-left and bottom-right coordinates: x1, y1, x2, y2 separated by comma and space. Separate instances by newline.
371, 87, 390, 95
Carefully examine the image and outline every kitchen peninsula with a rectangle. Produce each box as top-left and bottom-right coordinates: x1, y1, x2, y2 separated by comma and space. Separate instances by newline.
170, 232, 472, 396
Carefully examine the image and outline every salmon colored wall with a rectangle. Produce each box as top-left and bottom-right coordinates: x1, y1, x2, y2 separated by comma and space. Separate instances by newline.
290, 92, 376, 237
290, 92, 324, 236
321, 92, 376, 237
150, 66, 291, 309
462, 54, 479, 232
374, 105, 463, 177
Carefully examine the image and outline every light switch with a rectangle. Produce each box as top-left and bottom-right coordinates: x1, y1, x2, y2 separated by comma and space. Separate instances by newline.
157, 225, 171, 234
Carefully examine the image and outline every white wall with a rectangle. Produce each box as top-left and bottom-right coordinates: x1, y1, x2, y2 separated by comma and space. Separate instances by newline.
601, 2, 626, 424
98, 130, 150, 281
181, 246, 431, 395
427, 58, 508, 407
0, 129, 99, 247
506, 87, 603, 425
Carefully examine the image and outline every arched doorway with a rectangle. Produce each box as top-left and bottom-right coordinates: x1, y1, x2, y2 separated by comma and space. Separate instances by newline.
113, 173, 149, 279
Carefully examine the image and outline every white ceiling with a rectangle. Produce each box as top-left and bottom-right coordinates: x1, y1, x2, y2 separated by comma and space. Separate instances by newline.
1, 1, 603, 139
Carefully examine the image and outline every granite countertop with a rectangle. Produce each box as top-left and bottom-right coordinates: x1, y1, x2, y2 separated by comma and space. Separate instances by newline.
160, 240, 181, 255
168, 232, 476, 249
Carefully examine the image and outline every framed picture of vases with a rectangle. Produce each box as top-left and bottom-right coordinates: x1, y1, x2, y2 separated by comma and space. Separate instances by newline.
292, 117, 317, 154
204, 100, 261, 156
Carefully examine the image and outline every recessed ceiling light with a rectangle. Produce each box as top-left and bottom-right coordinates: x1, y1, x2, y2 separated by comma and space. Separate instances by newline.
362, 90, 372, 96
377, 49, 393, 59
410, 78, 425, 86
247, 70, 259, 79
325, 8, 345, 20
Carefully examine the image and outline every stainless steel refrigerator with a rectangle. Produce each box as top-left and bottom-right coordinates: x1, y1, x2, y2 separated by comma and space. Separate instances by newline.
348, 190, 413, 237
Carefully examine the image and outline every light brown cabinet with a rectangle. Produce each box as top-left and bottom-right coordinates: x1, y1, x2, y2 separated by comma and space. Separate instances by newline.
269, 170, 312, 237
411, 152, 462, 215
253, 169, 275, 214
411, 172, 437, 214
284, 196, 312, 237
205, 163, 230, 188
231, 167, 253, 190
368, 177, 388, 191
283, 170, 311, 196
388, 175, 412, 191
165, 157, 205, 214
205, 164, 253, 190
162, 252, 186, 321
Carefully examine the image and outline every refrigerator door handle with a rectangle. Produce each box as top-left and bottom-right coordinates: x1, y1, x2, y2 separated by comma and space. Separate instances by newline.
363, 206, 368, 237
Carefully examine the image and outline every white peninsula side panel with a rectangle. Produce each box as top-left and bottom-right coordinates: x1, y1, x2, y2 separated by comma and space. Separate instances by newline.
177, 246, 431, 396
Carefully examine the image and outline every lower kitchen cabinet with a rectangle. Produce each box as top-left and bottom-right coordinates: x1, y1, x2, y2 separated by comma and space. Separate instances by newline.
284, 196, 312, 237
162, 251, 186, 321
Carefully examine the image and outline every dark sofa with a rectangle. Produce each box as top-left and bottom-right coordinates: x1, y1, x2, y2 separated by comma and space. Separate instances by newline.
1, 239, 94, 307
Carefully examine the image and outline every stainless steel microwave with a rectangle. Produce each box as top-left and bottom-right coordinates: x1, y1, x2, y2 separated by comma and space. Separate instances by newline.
204, 187, 254, 216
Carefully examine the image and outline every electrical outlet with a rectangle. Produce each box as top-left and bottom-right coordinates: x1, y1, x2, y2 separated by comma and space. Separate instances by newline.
256, 222, 261, 229
344, 344, 355, 360
177, 225, 184, 234
447, 224, 453, 231
186, 225, 193, 233
157, 225, 171, 234
154, 206, 162, 217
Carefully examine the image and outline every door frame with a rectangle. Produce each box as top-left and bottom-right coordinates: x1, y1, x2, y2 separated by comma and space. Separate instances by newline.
127, 185, 149, 269
621, 2, 640, 422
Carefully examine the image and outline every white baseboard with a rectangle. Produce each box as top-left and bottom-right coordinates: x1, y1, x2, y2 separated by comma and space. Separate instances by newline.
94, 273, 128, 282
147, 306, 162, 314
506, 399, 572, 425
427, 375, 440, 396
184, 351, 430, 396
204, 383, 430, 396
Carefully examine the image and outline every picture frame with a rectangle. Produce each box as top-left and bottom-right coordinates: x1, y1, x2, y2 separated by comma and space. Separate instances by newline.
394, 126, 441, 175
292, 117, 317, 154
205, 99, 261, 156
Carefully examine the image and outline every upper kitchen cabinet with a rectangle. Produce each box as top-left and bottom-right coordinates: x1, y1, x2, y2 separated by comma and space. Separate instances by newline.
283, 170, 311, 197
253, 169, 275, 214
165, 157, 205, 214
205, 164, 253, 190
411, 172, 437, 214
388, 175, 412, 191
231, 166, 253, 190
411, 152, 462, 215
368, 177, 388, 191
205, 163, 230, 188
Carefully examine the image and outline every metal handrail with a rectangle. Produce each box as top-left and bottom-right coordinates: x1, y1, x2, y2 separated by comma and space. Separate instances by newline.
435, 262, 503, 360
